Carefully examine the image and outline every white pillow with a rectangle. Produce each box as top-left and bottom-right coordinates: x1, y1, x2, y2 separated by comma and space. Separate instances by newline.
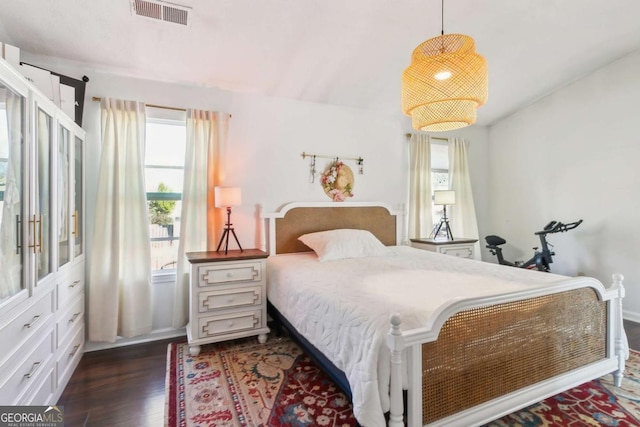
298, 229, 388, 261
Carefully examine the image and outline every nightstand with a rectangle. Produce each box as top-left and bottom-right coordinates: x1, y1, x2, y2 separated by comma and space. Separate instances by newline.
410, 238, 478, 259
185, 249, 270, 356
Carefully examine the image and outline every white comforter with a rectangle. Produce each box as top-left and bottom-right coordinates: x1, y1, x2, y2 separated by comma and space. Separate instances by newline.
267, 246, 566, 427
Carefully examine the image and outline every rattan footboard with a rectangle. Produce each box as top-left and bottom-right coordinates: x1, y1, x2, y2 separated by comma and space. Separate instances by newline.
421, 287, 607, 425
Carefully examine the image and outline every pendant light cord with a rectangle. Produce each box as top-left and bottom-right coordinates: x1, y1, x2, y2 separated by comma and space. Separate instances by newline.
441, 0, 444, 35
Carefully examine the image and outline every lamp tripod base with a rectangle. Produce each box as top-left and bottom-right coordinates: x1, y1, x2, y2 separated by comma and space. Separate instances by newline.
216, 207, 243, 255
430, 205, 454, 240
430, 218, 453, 241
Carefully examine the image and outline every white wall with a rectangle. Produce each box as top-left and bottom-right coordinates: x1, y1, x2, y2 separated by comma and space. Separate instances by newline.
488, 49, 640, 319
22, 53, 491, 346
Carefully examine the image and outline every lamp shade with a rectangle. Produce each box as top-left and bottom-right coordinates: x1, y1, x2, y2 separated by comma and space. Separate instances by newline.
434, 190, 455, 206
214, 187, 241, 208
402, 34, 488, 132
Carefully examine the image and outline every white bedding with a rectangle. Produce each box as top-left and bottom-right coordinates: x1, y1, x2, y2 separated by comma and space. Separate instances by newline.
267, 245, 567, 427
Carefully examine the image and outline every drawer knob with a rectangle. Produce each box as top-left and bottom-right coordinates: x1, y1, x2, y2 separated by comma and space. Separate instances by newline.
227, 297, 235, 303
227, 320, 234, 327
226, 272, 233, 278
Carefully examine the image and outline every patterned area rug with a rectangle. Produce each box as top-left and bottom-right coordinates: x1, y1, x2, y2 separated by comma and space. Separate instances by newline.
165, 337, 357, 426
165, 337, 640, 427
485, 350, 640, 427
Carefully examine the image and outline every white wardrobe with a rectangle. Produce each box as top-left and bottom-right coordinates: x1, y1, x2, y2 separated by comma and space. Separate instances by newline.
0, 58, 85, 404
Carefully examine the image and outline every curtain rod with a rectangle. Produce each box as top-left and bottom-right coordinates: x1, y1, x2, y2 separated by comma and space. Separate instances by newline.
405, 133, 448, 141
92, 96, 185, 112
91, 96, 232, 117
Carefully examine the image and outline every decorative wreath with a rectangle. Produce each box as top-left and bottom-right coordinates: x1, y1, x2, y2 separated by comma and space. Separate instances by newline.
320, 160, 354, 202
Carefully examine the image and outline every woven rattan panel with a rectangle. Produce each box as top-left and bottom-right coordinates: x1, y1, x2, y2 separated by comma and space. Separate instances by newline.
274, 206, 396, 254
421, 287, 606, 425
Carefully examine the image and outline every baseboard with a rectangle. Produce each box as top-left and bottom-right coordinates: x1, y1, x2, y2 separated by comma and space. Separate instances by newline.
624, 310, 640, 324
84, 327, 186, 352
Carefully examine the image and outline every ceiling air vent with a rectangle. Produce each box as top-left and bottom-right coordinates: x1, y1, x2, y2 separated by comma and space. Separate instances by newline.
131, 0, 191, 27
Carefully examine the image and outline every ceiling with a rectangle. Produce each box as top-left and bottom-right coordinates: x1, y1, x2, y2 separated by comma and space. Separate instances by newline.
1, 0, 640, 126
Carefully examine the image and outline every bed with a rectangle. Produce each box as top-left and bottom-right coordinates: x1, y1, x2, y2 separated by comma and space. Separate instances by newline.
261, 201, 628, 427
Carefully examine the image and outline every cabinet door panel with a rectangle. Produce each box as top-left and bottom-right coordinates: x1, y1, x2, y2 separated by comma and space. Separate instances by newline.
0, 85, 25, 303
35, 107, 52, 281
57, 124, 70, 268
73, 135, 83, 258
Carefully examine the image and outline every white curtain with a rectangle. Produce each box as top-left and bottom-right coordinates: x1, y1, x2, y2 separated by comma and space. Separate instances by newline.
449, 138, 480, 258
408, 134, 433, 239
0, 91, 22, 300
172, 110, 229, 328
88, 98, 152, 342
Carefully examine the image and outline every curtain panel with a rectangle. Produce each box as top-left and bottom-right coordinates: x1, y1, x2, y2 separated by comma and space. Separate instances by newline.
408, 133, 433, 239
88, 98, 152, 342
172, 110, 229, 329
449, 138, 480, 258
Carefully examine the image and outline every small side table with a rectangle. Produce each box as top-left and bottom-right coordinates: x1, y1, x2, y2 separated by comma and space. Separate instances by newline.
185, 249, 271, 356
410, 238, 478, 259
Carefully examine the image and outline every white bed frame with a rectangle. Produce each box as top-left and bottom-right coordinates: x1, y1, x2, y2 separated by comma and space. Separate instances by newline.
388, 276, 627, 427
262, 200, 406, 251
262, 201, 628, 427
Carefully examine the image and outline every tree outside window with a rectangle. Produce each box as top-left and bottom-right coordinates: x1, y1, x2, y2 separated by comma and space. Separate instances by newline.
149, 182, 176, 238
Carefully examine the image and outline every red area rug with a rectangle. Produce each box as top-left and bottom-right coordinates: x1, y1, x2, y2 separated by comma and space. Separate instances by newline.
484, 350, 640, 427
165, 337, 640, 427
165, 337, 357, 426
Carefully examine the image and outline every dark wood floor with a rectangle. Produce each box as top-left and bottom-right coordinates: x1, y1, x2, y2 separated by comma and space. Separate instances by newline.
58, 337, 184, 426
58, 321, 640, 426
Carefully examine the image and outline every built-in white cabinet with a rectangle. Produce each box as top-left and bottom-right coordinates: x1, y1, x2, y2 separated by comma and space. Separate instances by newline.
0, 57, 85, 405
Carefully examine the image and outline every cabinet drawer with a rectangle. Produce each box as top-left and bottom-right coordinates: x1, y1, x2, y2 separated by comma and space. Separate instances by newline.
57, 261, 84, 309
56, 293, 84, 347
56, 324, 84, 388
198, 262, 262, 287
0, 328, 54, 405
198, 287, 262, 313
197, 311, 262, 338
0, 291, 53, 366
439, 246, 474, 258
22, 365, 55, 406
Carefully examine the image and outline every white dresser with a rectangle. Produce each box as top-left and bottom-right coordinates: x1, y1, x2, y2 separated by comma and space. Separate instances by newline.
186, 249, 270, 356
410, 237, 478, 259
0, 57, 85, 405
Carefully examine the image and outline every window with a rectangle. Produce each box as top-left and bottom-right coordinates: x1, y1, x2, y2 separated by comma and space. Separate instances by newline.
144, 109, 186, 273
431, 140, 450, 236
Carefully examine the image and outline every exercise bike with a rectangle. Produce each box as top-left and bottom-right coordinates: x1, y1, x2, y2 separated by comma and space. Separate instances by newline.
485, 219, 583, 272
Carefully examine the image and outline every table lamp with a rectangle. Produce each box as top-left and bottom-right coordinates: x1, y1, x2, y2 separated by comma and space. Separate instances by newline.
214, 186, 243, 254
431, 190, 455, 240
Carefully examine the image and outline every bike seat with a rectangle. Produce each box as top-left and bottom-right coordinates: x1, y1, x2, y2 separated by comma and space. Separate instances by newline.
485, 235, 506, 247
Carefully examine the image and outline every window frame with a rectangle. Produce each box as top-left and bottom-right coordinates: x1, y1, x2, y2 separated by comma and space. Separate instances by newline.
144, 109, 187, 277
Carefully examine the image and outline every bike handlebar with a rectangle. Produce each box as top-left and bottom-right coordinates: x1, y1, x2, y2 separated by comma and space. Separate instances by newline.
534, 219, 583, 235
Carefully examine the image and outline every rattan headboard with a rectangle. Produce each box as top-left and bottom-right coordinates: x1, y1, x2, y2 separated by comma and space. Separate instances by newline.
262, 202, 402, 255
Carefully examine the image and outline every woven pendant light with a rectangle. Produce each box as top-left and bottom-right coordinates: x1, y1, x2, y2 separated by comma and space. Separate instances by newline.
401, 4, 488, 132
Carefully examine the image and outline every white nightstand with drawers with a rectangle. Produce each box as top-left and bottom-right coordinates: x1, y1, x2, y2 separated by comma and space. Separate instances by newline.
410, 237, 478, 259
186, 249, 270, 356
